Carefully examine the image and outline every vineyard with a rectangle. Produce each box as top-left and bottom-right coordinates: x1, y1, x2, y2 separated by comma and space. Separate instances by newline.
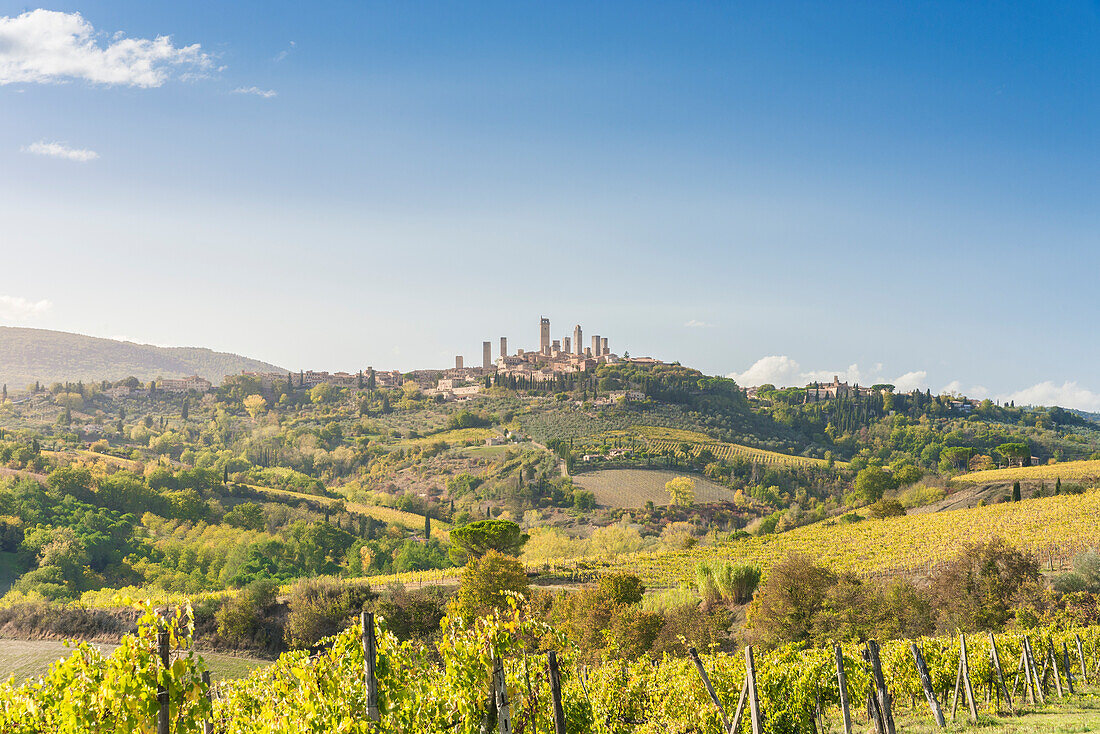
952, 459, 1100, 485
6, 598, 1100, 733
599, 489, 1100, 589
643, 439, 839, 469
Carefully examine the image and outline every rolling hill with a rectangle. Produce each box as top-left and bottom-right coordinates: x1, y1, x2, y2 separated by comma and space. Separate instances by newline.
601, 489, 1100, 589
0, 327, 286, 387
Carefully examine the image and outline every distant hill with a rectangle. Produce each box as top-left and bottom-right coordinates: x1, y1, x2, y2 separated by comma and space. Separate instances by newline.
0, 327, 286, 388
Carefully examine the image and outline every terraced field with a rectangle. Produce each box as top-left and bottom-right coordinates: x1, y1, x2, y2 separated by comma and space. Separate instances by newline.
953, 459, 1100, 485
572, 468, 738, 507
601, 489, 1100, 589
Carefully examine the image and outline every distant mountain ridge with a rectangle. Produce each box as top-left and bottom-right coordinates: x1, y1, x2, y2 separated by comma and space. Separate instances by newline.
0, 327, 286, 388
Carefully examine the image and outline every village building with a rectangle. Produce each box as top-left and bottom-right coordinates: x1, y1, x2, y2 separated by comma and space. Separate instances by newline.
158, 375, 212, 393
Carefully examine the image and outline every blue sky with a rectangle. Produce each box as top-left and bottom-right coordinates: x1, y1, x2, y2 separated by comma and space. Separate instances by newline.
2, 2, 1100, 408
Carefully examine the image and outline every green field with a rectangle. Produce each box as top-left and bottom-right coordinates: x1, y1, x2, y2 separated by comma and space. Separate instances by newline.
0, 638, 269, 682
572, 468, 738, 507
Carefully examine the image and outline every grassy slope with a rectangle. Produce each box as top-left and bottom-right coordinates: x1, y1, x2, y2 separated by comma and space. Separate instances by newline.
573, 468, 739, 507
890, 692, 1100, 733
42, 449, 142, 471
603, 490, 1100, 589
242, 483, 452, 541
0, 639, 267, 682
953, 459, 1100, 484
0, 326, 286, 386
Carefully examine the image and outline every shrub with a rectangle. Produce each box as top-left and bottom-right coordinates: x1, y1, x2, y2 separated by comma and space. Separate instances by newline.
597, 573, 645, 605
374, 586, 448, 642
215, 579, 279, 650
931, 538, 1041, 632
450, 550, 530, 622
868, 498, 906, 518
552, 573, 661, 661
897, 483, 946, 508
746, 554, 836, 646
284, 578, 376, 649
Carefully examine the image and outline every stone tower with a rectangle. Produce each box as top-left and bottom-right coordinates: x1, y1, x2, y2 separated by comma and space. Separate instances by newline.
483, 341, 491, 369
573, 324, 583, 355
540, 317, 551, 355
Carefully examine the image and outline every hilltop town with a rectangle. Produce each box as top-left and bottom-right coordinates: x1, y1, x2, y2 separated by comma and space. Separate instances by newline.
18, 317, 984, 420
44, 316, 659, 403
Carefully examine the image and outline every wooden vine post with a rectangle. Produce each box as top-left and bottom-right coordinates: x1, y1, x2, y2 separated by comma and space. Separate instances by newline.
1013, 644, 1033, 705
1076, 634, 1088, 683
547, 651, 566, 734
988, 633, 1013, 714
157, 621, 170, 734
201, 670, 214, 734
1024, 636, 1045, 704
835, 644, 852, 734
494, 656, 513, 734
688, 647, 732, 733
867, 641, 896, 734
910, 643, 945, 727
361, 612, 380, 723
1048, 642, 1064, 699
745, 645, 763, 734
1064, 642, 1075, 695
949, 634, 979, 723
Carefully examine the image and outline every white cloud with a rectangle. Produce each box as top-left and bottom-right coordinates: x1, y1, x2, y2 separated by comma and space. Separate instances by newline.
730, 355, 883, 387
232, 86, 277, 98
684, 319, 714, 328
801, 362, 868, 385
0, 295, 52, 321
892, 370, 928, 392
997, 381, 1100, 412
729, 354, 931, 390
0, 9, 212, 87
273, 41, 295, 63
939, 380, 964, 396
727, 355, 804, 386
22, 140, 98, 162
730, 354, 1100, 411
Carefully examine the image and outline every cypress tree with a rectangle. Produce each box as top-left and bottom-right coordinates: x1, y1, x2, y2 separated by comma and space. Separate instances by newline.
1012, 480, 1021, 502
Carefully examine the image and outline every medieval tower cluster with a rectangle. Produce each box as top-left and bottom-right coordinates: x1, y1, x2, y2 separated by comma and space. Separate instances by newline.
450, 316, 616, 381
